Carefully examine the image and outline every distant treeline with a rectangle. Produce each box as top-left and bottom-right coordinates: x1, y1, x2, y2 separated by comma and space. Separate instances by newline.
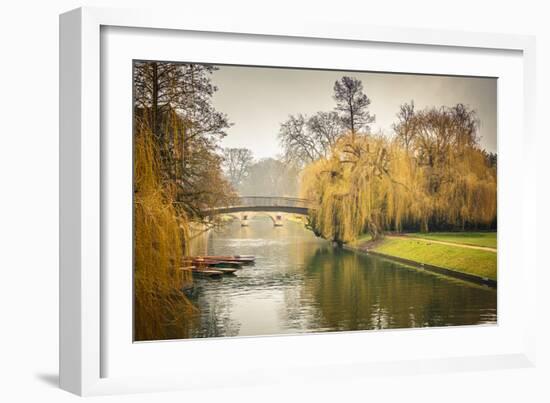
221, 149, 300, 197
280, 77, 497, 243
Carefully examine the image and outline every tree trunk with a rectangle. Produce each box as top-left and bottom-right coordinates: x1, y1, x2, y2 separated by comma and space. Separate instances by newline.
151, 62, 160, 142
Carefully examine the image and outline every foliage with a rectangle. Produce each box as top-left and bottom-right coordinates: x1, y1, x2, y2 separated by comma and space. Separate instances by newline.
134, 62, 236, 222
134, 121, 197, 341
301, 103, 497, 243
134, 61, 230, 144
333, 76, 375, 134
279, 77, 376, 167
301, 133, 422, 243
133, 61, 237, 340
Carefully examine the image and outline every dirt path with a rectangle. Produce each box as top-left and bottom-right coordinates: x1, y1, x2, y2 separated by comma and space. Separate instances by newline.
388, 235, 497, 253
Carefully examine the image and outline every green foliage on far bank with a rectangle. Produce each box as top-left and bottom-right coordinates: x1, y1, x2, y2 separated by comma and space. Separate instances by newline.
370, 237, 497, 280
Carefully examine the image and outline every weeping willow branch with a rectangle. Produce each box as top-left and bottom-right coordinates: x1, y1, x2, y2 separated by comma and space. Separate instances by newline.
134, 121, 198, 341
300, 131, 496, 244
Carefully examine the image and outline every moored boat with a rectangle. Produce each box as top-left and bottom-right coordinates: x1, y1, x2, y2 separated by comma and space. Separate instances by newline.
192, 258, 243, 268
211, 267, 238, 275
198, 255, 255, 264
191, 268, 224, 277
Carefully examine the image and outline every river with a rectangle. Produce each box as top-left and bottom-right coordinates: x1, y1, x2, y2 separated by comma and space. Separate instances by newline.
184, 217, 497, 338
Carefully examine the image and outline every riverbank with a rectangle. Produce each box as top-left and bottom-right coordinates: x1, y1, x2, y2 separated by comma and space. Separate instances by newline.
348, 232, 497, 286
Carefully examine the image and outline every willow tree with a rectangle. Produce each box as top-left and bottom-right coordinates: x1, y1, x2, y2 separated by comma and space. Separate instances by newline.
134, 119, 197, 341
300, 103, 496, 244
403, 103, 496, 230
133, 62, 236, 339
301, 133, 419, 243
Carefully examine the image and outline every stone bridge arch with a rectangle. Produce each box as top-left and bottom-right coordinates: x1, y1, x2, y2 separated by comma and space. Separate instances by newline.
204, 196, 313, 227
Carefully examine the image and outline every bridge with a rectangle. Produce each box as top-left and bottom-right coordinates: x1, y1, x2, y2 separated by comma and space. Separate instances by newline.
205, 196, 313, 227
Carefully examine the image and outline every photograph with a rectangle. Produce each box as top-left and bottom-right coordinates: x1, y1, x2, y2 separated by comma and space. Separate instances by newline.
132, 61, 497, 342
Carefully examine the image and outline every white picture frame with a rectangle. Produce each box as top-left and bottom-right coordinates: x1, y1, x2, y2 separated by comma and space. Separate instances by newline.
60, 6, 537, 396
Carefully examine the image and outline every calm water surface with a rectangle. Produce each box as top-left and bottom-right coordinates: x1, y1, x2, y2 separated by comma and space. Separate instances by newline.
185, 218, 496, 338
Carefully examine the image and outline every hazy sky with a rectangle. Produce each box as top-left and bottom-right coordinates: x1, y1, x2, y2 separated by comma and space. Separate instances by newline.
211, 65, 497, 159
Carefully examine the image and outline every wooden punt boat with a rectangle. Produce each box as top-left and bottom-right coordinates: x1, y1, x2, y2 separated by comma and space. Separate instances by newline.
191, 268, 224, 278
192, 259, 244, 268
211, 267, 238, 275
208, 261, 244, 268
199, 255, 256, 264
179, 265, 234, 277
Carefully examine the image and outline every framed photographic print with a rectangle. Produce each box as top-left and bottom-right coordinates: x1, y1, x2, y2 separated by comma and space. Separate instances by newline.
60, 7, 537, 396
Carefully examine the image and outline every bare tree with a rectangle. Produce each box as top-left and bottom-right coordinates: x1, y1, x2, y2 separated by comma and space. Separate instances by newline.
333, 76, 375, 134
133, 61, 234, 220
133, 61, 230, 145
449, 103, 480, 151
392, 101, 417, 152
307, 111, 343, 156
279, 111, 344, 167
222, 147, 254, 190
279, 114, 319, 166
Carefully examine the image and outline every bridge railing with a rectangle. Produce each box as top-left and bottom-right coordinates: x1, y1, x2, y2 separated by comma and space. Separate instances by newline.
233, 196, 313, 209
174, 196, 314, 213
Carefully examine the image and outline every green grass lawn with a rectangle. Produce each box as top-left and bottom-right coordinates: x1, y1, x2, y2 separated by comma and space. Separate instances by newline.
371, 237, 497, 280
406, 232, 497, 249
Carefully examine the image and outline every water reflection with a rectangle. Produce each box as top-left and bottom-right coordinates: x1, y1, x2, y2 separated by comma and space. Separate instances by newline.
183, 218, 496, 339
301, 248, 496, 331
